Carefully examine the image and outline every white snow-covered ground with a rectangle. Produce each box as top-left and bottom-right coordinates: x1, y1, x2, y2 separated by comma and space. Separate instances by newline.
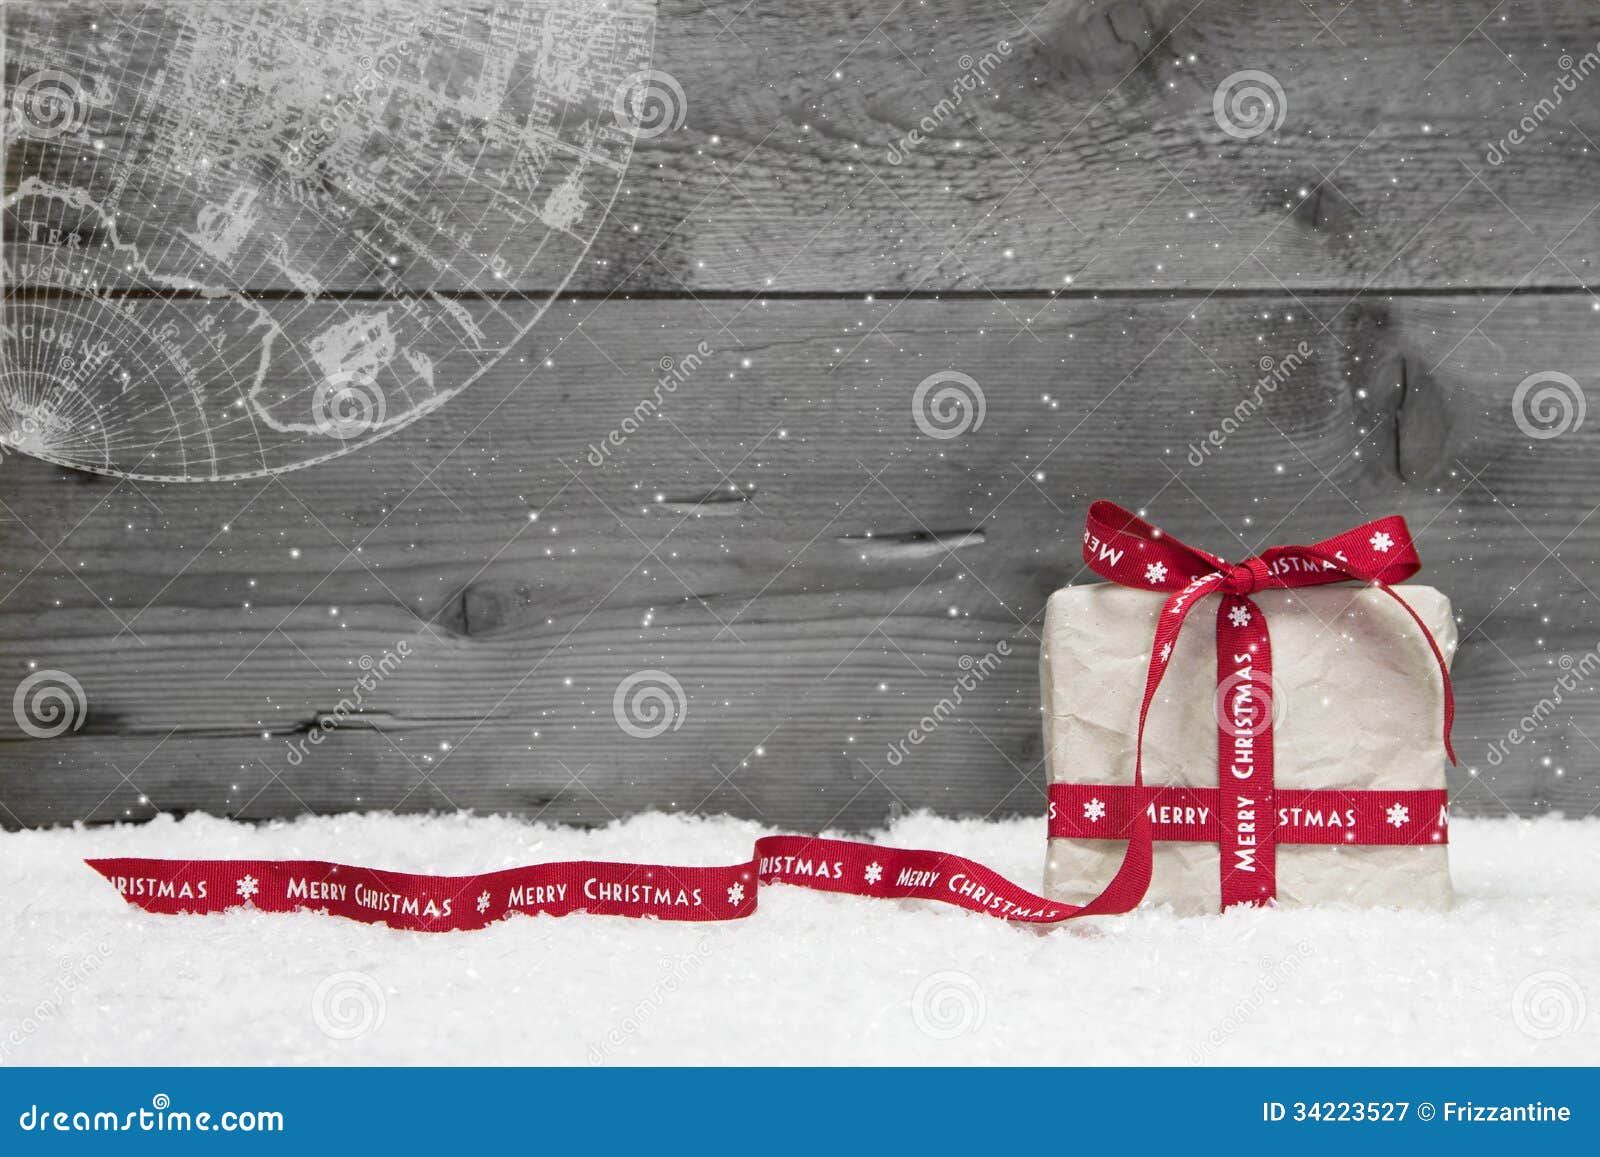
3, 811, 1597, 1066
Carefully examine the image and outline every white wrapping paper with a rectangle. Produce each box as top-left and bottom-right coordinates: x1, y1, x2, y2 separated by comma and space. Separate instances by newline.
1040, 584, 1456, 914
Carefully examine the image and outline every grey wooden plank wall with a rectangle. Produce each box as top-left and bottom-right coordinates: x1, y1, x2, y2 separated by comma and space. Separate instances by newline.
3, 0, 1599, 829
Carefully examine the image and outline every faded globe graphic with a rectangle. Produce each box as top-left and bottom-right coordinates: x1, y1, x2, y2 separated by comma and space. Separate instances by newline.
1, 0, 659, 480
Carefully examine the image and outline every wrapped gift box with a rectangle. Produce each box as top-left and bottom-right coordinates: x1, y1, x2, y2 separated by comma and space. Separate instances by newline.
1041, 583, 1456, 915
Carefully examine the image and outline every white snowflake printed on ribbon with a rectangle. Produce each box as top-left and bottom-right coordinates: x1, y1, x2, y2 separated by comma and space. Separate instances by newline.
864, 862, 883, 885
727, 882, 746, 906
1386, 802, 1410, 828
1083, 797, 1107, 823
1370, 531, 1394, 553
1145, 562, 1168, 584
1159, 642, 1172, 664
1227, 605, 1251, 628
235, 874, 259, 901
476, 891, 492, 914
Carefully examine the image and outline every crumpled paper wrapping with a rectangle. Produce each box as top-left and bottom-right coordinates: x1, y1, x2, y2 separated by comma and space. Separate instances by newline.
1041, 584, 1456, 914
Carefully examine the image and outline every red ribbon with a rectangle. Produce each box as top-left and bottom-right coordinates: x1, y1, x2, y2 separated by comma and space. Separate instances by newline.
1048, 784, 1449, 846
87, 836, 1081, 932
86, 502, 1455, 931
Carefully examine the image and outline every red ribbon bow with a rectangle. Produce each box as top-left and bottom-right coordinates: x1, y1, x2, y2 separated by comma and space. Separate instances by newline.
1078, 500, 1456, 910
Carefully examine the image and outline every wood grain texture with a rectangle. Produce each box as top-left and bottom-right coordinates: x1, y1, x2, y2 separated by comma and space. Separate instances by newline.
7, 0, 1600, 292
1, 293, 1596, 829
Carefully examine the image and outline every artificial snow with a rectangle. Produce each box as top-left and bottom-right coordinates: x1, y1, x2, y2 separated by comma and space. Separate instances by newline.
4, 811, 1597, 1065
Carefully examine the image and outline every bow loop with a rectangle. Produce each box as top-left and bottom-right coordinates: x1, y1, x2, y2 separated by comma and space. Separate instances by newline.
1085, 501, 1425, 595
1082, 499, 1227, 590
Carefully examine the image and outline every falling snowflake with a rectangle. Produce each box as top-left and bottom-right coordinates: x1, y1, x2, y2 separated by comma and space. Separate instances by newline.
1084, 797, 1107, 823
476, 891, 491, 914
1144, 562, 1169, 584
1159, 642, 1172, 664
235, 874, 259, 901
1386, 802, 1410, 828
1228, 605, 1252, 628
864, 862, 883, 885
727, 882, 746, 906
1370, 531, 1394, 553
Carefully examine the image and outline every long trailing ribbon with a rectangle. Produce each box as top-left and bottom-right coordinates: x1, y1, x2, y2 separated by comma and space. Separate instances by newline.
88, 836, 1083, 932
87, 503, 1455, 932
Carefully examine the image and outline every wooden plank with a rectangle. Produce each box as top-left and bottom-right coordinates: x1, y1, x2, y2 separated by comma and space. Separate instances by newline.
6, 0, 1600, 293
1, 293, 1596, 828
